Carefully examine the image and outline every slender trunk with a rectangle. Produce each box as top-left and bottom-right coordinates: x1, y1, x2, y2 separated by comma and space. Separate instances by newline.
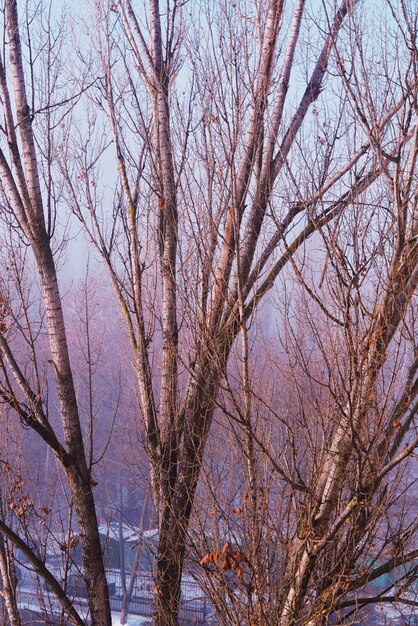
119, 545, 141, 625
0, 536, 21, 626
118, 481, 127, 593
119, 493, 149, 625
31, 241, 111, 626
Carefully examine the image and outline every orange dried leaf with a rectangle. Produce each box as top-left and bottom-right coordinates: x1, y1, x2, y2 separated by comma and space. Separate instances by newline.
221, 556, 231, 571
199, 554, 210, 566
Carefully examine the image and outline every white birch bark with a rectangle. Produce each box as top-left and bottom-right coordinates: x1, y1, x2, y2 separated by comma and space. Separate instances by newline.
0, 3, 111, 624
0, 534, 21, 626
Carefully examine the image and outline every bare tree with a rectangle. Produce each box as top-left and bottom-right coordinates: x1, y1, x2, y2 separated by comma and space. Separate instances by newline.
0, 2, 111, 624
59, 0, 418, 624
0, 1, 417, 625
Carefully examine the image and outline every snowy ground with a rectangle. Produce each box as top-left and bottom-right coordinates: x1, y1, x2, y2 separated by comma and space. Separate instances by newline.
18, 599, 152, 625
112, 614, 152, 626
18, 592, 152, 625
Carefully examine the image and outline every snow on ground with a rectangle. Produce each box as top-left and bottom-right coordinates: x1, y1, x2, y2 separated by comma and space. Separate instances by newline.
112, 613, 152, 626
18, 593, 153, 625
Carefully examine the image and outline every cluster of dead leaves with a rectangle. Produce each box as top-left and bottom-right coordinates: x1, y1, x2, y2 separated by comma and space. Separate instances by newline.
7, 475, 33, 518
8, 493, 33, 518
4, 469, 51, 526
1, 460, 12, 476
232, 490, 250, 516
200, 541, 247, 579
39, 506, 51, 526
59, 535, 79, 552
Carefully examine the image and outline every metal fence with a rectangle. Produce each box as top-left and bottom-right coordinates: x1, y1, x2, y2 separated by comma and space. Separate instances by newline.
105, 569, 211, 623
19, 568, 418, 626
17, 566, 211, 624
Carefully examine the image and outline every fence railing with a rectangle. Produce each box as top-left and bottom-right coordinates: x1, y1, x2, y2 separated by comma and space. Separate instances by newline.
19, 567, 416, 626
17, 566, 211, 624
105, 568, 210, 623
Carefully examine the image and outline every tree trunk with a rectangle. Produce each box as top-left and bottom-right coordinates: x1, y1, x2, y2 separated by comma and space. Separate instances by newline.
152, 364, 222, 625
0, 536, 21, 626
153, 524, 184, 626
119, 544, 141, 625
0, 3, 112, 623
67, 468, 111, 626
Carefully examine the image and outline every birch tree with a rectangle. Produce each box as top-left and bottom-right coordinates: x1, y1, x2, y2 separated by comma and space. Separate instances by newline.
63, 0, 417, 624
0, 2, 110, 624
0, 1, 416, 626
